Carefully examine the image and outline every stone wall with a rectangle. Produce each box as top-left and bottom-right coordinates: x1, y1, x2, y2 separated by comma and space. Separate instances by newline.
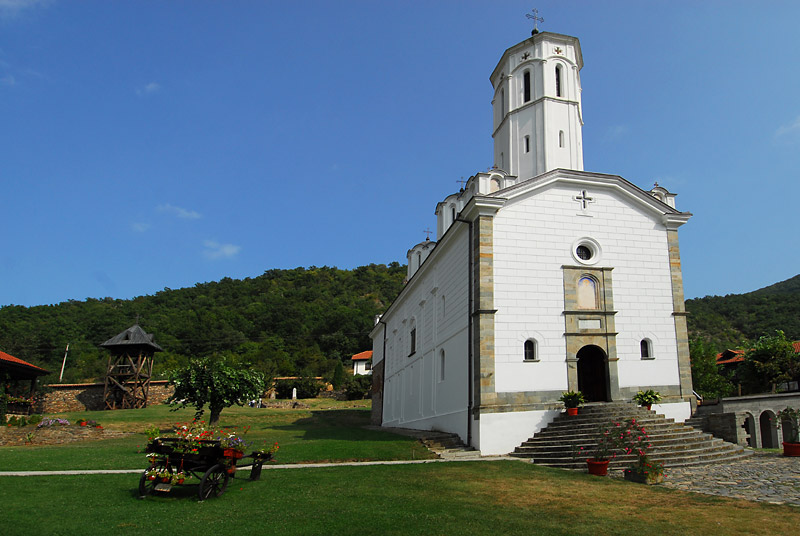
40, 381, 174, 413
0, 425, 130, 446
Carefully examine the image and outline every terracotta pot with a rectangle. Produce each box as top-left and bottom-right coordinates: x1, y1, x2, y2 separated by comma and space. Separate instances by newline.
782, 442, 800, 457
566, 407, 578, 416
586, 459, 609, 476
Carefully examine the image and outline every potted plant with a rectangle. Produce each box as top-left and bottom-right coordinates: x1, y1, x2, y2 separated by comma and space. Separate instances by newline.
582, 423, 619, 476
632, 389, 661, 411
624, 454, 664, 484
777, 407, 800, 457
559, 391, 586, 416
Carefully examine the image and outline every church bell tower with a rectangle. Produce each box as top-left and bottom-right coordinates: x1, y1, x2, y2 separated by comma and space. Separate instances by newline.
490, 31, 584, 179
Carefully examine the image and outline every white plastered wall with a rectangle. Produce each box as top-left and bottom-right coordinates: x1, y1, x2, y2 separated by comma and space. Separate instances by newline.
375, 227, 471, 442
491, 181, 681, 395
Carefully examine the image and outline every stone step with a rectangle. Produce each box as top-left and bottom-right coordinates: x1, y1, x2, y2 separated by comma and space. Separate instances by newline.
513, 402, 748, 470
541, 447, 752, 469
517, 435, 728, 454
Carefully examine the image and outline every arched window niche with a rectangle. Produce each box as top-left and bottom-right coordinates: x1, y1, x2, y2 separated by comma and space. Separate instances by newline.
555, 64, 563, 97
576, 276, 598, 310
409, 319, 417, 357
523, 70, 531, 103
523, 339, 538, 362
640, 339, 654, 360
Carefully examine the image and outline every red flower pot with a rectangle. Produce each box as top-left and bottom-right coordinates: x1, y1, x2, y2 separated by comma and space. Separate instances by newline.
147, 475, 156, 481
223, 448, 244, 459
783, 442, 800, 457
80, 422, 87, 427
566, 407, 578, 416
586, 459, 609, 476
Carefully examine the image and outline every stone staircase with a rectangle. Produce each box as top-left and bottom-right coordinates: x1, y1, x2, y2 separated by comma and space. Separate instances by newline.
510, 402, 751, 469
420, 431, 481, 460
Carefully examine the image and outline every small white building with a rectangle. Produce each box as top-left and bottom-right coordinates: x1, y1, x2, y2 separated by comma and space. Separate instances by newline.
369, 30, 694, 455
352, 350, 373, 376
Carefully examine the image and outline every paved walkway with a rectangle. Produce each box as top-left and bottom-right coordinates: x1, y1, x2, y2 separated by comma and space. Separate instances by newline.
612, 451, 800, 506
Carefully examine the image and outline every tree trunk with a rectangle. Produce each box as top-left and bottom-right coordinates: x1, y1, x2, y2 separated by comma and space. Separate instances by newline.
209, 406, 223, 427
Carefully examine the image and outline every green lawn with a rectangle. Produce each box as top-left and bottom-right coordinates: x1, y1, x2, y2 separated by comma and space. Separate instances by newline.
2, 403, 799, 535
0, 401, 433, 471
2, 461, 798, 536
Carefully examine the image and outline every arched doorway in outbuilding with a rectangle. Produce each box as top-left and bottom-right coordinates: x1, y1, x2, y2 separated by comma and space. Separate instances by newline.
577, 345, 609, 402
759, 410, 778, 449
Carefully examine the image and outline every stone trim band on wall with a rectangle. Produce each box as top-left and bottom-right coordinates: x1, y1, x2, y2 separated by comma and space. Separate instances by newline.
562, 266, 620, 401
666, 229, 695, 408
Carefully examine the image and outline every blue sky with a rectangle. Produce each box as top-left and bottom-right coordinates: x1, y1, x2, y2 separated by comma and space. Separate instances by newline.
1, 0, 799, 307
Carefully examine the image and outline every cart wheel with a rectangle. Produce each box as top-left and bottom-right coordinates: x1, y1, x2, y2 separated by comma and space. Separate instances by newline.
139, 471, 158, 497
198, 464, 229, 500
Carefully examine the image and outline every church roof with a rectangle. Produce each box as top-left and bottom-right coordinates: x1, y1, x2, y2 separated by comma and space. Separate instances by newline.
100, 324, 163, 352
487, 168, 692, 225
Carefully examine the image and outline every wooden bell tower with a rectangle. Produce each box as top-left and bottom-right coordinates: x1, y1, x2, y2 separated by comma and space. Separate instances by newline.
101, 325, 163, 410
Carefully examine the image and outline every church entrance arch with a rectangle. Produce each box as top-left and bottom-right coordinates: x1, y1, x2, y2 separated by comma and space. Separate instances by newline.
577, 345, 609, 402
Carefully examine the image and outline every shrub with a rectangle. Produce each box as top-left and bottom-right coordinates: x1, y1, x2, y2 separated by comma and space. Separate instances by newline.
343, 375, 372, 400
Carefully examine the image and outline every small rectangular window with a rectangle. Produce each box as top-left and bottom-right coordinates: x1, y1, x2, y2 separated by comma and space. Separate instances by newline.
410, 328, 416, 356
440, 351, 446, 382
524, 135, 530, 153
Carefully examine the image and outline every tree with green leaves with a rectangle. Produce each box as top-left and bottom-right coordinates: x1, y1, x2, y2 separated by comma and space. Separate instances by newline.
689, 338, 734, 400
331, 360, 346, 390
167, 355, 265, 425
738, 330, 800, 394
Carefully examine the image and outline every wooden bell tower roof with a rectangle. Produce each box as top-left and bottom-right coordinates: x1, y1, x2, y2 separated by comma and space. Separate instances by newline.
100, 325, 163, 352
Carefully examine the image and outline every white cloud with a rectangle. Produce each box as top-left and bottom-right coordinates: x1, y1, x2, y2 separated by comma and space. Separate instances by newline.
203, 240, 241, 260
775, 116, 800, 138
157, 203, 201, 220
136, 82, 161, 96
131, 222, 150, 232
0, 74, 15, 86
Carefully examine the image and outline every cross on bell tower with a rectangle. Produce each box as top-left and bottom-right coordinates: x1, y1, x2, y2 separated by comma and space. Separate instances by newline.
526, 8, 544, 35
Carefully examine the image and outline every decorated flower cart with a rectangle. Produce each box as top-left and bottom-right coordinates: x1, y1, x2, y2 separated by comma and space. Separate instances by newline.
139, 423, 277, 500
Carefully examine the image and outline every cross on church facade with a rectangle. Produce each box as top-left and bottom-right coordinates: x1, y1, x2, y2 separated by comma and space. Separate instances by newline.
457, 177, 467, 189
423, 228, 433, 240
573, 190, 594, 210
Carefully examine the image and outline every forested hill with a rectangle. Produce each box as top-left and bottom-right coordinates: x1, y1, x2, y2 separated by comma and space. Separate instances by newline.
3, 265, 797, 383
0, 264, 407, 383
686, 274, 800, 350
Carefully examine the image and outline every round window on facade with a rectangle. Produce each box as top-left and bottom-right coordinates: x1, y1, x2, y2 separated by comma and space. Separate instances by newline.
571, 237, 602, 265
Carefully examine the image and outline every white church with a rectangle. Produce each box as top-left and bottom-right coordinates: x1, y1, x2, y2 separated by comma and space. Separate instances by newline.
369, 29, 694, 456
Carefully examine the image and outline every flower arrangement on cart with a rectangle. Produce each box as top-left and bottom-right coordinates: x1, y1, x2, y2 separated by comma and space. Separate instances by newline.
140, 420, 279, 500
